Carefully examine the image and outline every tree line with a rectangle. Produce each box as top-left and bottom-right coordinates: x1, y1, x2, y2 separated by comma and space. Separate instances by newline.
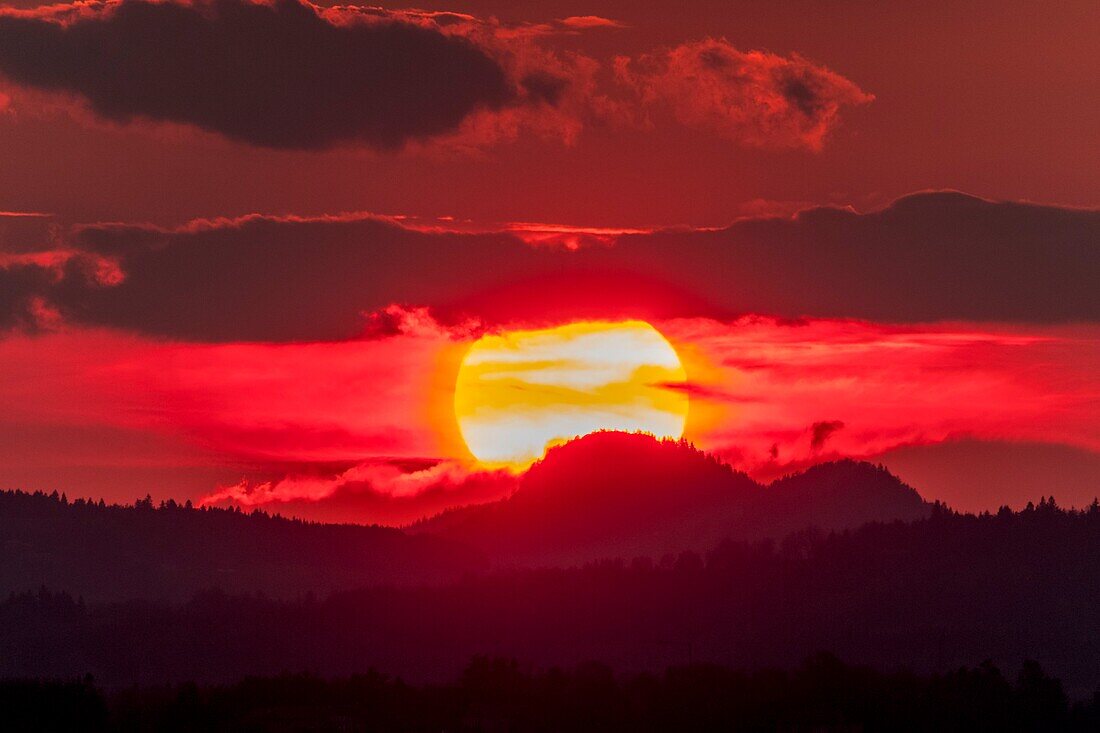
4, 653, 1098, 732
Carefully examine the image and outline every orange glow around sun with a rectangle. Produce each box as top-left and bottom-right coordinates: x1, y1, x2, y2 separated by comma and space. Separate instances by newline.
453, 320, 689, 469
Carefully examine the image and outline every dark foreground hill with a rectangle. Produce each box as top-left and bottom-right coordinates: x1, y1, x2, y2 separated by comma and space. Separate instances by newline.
417, 432, 930, 563
0, 491, 483, 602
6, 500, 1100, 696
5, 655, 1096, 732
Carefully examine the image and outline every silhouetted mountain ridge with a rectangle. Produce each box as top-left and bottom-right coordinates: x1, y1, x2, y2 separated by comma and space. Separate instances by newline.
0, 490, 483, 602
1, 433, 930, 599
418, 431, 930, 563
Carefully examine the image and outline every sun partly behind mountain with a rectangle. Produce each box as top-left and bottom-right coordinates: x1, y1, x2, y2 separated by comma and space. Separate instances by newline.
453, 320, 689, 469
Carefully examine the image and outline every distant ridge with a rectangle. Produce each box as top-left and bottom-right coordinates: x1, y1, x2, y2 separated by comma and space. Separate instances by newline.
417, 431, 930, 563
0, 491, 484, 603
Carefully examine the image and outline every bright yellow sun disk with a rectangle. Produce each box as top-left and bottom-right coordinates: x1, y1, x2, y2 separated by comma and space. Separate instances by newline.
454, 320, 688, 469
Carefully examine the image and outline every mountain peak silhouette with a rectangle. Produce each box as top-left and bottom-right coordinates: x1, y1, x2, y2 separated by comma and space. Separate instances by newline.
517, 431, 749, 509
421, 431, 930, 564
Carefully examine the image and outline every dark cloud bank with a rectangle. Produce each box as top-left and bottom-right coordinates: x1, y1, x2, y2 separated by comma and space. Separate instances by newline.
1, 192, 1098, 341
0, 1, 872, 152
0, 0, 511, 149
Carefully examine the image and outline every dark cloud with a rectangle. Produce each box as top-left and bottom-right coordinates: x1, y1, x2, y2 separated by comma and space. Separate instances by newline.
0, 264, 52, 331
0, 0, 512, 149
2, 192, 1098, 341
656, 382, 765, 403
810, 420, 845, 451
520, 71, 568, 106
55, 216, 540, 341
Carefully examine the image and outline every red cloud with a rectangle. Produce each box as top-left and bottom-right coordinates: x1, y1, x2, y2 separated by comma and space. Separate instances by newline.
504, 222, 656, 250
0, 210, 50, 218
201, 459, 518, 525
558, 16, 626, 30
201, 459, 507, 504
615, 38, 873, 150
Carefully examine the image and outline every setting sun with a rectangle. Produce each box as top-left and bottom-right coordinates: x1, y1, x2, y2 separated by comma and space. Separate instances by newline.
453, 321, 689, 468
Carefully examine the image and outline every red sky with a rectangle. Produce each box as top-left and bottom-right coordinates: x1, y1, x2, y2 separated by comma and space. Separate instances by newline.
0, 314, 1095, 521
0, 0, 1097, 522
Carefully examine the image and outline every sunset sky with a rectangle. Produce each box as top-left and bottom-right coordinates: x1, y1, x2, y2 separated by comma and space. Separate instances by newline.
0, 0, 1097, 523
